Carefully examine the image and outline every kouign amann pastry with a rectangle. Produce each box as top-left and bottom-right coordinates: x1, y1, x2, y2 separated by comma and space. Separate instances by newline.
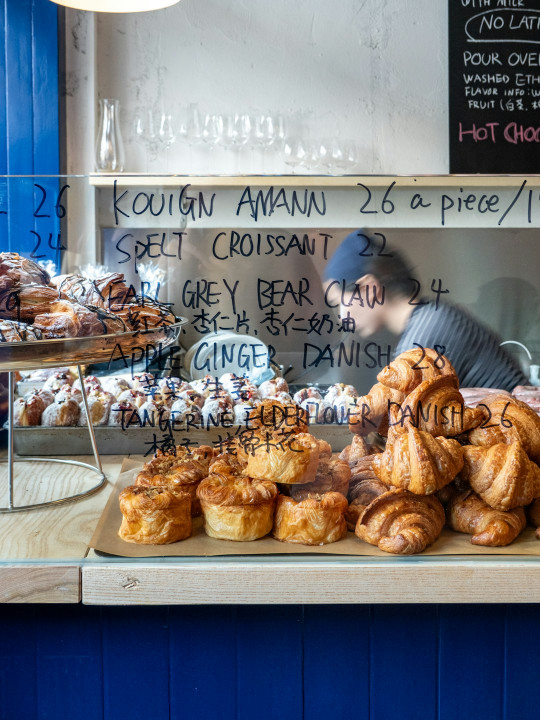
197, 472, 278, 541
447, 489, 526, 546
289, 456, 351, 500
468, 394, 540, 463
460, 442, 540, 511
118, 485, 192, 544
372, 422, 463, 495
245, 431, 320, 485
355, 488, 445, 555
272, 492, 348, 546
377, 347, 456, 394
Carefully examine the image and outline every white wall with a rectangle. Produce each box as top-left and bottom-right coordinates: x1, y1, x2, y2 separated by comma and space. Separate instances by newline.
68, 0, 449, 174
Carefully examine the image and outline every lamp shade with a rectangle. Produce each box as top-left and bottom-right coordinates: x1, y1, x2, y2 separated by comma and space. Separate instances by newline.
50, 0, 180, 12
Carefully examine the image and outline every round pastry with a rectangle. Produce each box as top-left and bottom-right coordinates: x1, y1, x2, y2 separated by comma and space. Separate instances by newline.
169, 397, 202, 427
258, 377, 289, 398
289, 457, 351, 500
41, 397, 80, 426
300, 397, 333, 425
233, 400, 258, 427
108, 401, 139, 428
42, 370, 74, 394
55, 385, 83, 404
101, 376, 131, 397
0, 252, 51, 287
0, 319, 42, 342
208, 452, 248, 476
0, 283, 64, 323
245, 431, 320, 485
190, 375, 219, 398
13, 393, 47, 426
138, 400, 170, 427
116, 388, 148, 407
131, 372, 157, 391
201, 397, 234, 428
248, 399, 308, 435
32, 388, 55, 408
324, 383, 358, 404
78, 391, 113, 426
196, 471, 278, 541
118, 484, 192, 544
73, 375, 102, 393
293, 387, 323, 404
316, 438, 333, 458
157, 377, 186, 407
272, 492, 348, 545
175, 388, 205, 409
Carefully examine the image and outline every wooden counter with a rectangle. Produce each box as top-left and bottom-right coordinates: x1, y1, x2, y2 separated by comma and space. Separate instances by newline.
1, 455, 539, 604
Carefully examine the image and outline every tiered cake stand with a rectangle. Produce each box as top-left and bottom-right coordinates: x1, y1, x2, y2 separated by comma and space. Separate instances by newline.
0, 321, 185, 513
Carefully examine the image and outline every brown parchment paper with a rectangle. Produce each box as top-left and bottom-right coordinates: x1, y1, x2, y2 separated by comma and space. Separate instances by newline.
89, 457, 540, 558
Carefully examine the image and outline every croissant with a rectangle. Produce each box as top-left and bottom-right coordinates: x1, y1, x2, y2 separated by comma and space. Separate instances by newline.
355, 488, 445, 554
460, 442, 540, 511
468, 394, 540, 464
348, 455, 388, 501
527, 498, 540, 539
377, 347, 456, 393
349, 382, 405, 436
396, 375, 486, 437
339, 435, 373, 466
289, 457, 351, 500
372, 423, 463, 495
447, 489, 526, 546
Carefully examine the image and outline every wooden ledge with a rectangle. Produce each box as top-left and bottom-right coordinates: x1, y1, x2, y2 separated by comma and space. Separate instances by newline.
1, 565, 80, 603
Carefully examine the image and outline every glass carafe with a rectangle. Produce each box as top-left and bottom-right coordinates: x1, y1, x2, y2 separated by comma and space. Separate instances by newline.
95, 98, 125, 172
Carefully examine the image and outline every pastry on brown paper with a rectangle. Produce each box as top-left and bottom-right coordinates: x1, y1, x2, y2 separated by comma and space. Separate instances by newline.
460, 442, 540, 511
272, 492, 348, 546
447, 489, 526, 546
289, 456, 351, 500
118, 485, 192, 544
527, 498, 540, 539
372, 422, 463, 495
377, 347, 456, 394
349, 382, 405, 437
468, 394, 540, 464
245, 431, 320, 485
355, 488, 445, 554
196, 472, 278, 541
397, 375, 486, 437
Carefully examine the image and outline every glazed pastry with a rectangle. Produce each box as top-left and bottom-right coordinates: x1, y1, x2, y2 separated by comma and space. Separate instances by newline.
118, 485, 192, 544
373, 422, 463, 495
12, 393, 47, 426
208, 452, 248, 476
460, 442, 540, 511
245, 431, 320, 485
248, 398, 308, 435
52, 272, 130, 310
272, 492, 348, 546
0, 320, 42, 342
78, 391, 113, 426
0, 252, 51, 287
468, 394, 540, 464
527, 498, 540, 539
447, 489, 526, 546
41, 397, 80, 426
0, 284, 64, 322
377, 347, 456, 393
350, 382, 406, 436
339, 435, 373, 466
397, 375, 486, 437
113, 298, 176, 330
258, 377, 289, 398
355, 488, 445, 554
197, 472, 278, 541
289, 457, 351, 500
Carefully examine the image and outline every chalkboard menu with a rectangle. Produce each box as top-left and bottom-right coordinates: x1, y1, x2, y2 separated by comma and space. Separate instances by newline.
449, 0, 540, 173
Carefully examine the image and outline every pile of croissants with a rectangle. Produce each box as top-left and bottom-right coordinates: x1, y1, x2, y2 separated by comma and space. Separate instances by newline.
117, 347, 540, 553
347, 347, 540, 553
0, 252, 176, 341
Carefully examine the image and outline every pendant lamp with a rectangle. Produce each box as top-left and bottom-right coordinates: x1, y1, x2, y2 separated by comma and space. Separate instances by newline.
50, 0, 181, 12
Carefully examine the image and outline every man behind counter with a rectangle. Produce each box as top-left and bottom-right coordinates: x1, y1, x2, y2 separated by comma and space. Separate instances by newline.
322, 230, 528, 391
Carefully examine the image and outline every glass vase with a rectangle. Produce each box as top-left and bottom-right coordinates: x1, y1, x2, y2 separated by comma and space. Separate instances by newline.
95, 98, 125, 172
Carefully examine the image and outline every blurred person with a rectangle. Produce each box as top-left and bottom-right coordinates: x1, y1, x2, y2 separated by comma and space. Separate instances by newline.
322, 230, 527, 391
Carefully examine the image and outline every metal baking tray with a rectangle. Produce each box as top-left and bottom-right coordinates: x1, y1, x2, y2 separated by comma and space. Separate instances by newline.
0, 320, 186, 371
9, 422, 355, 456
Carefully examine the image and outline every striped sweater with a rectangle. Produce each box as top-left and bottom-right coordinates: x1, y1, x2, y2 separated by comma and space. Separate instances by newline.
394, 301, 528, 391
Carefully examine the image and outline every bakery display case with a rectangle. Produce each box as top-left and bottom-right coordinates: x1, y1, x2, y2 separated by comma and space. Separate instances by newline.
1, 173, 540, 603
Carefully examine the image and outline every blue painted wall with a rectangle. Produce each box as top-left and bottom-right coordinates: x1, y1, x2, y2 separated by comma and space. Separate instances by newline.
1, 604, 540, 720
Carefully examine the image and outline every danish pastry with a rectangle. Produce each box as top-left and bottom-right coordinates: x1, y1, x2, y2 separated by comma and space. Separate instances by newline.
245, 431, 320, 485
197, 472, 278, 541
272, 492, 348, 545
118, 485, 192, 544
